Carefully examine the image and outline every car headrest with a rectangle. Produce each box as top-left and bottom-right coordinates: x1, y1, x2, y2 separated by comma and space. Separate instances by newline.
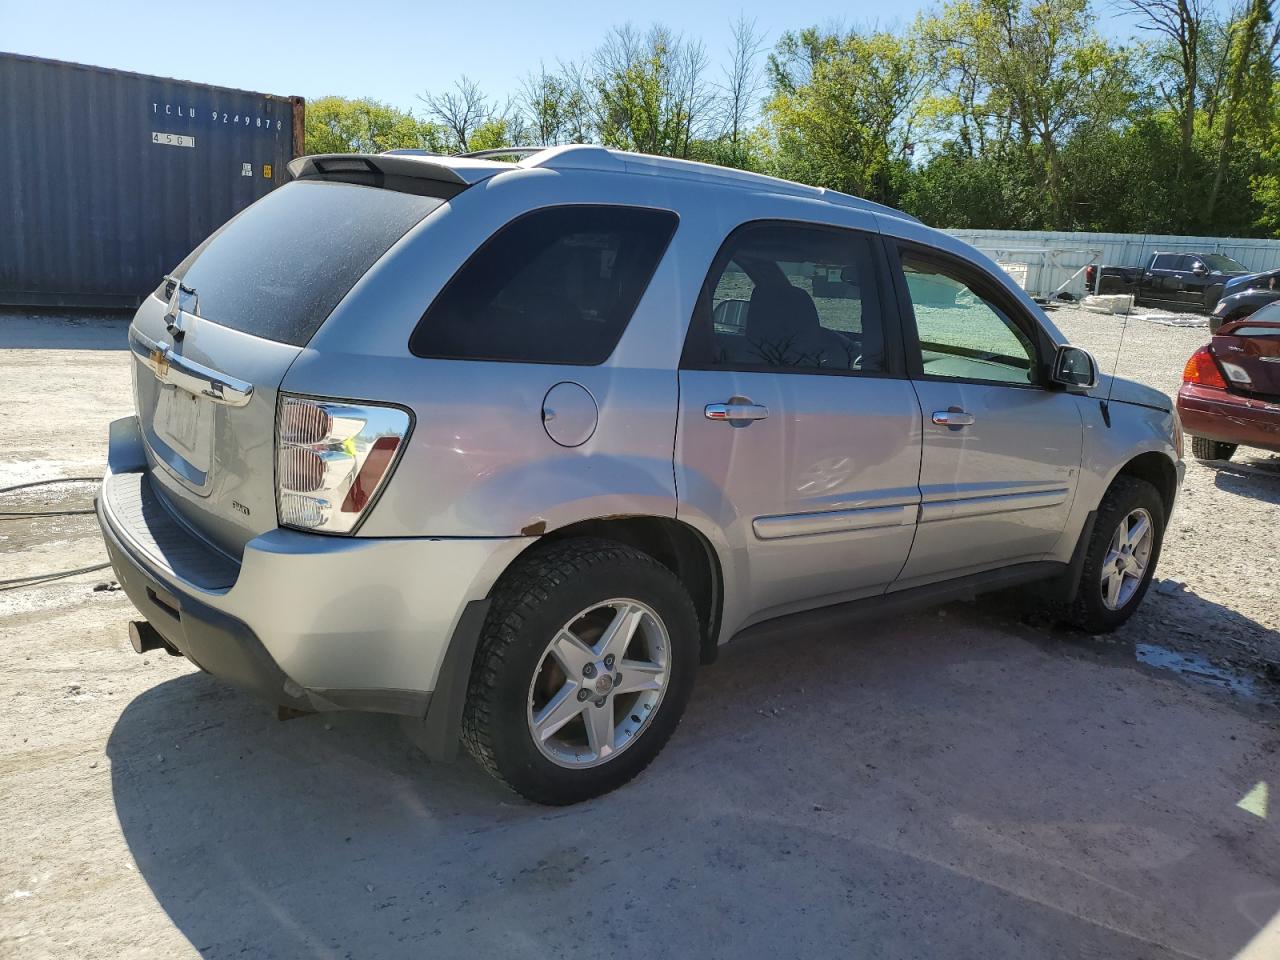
746, 284, 821, 343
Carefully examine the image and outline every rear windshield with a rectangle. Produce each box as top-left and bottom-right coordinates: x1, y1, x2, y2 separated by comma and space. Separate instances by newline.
168, 180, 444, 346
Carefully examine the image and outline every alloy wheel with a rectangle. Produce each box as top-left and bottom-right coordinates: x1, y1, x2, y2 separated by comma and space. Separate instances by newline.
526, 598, 670, 768
1100, 507, 1154, 611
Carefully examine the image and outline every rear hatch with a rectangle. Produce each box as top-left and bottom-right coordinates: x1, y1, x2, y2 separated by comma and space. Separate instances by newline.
130, 174, 454, 556
1212, 313, 1280, 401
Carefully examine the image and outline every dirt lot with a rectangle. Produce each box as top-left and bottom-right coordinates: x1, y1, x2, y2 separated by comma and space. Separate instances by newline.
2, 308, 1279, 959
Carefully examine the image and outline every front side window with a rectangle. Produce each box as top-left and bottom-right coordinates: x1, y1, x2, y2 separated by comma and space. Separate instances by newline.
899, 251, 1038, 386
411, 205, 677, 364
683, 222, 885, 374
1203, 254, 1248, 273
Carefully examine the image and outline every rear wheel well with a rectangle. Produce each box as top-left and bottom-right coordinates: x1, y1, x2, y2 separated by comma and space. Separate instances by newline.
1114, 451, 1177, 518
538, 517, 723, 664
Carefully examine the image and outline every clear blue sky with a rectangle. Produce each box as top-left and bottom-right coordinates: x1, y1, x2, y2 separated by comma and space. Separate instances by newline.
0, 0, 946, 111
2, 0, 1144, 114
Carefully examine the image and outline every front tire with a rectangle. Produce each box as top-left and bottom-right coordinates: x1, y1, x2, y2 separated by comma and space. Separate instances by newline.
461, 538, 699, 805
1065, 476, 1165, 633
1190, 435, 1236, 461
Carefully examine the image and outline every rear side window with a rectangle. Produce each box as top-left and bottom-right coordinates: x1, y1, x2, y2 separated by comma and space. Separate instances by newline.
1151, 254, 1178, 270
681, 221, 886, 374
170, 180, 446, 346
410, 205, 677, 364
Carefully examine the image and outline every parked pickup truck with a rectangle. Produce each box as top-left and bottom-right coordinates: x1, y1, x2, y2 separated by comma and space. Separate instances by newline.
1084, 252, 1251, 312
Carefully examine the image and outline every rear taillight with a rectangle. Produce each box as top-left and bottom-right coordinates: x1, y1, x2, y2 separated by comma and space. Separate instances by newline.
1182, 346, 1227, 389
276, 396, 411, 534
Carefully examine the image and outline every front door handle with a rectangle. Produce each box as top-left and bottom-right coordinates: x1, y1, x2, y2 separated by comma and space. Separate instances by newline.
706, 399, 769, 425
932, 409, 975, 428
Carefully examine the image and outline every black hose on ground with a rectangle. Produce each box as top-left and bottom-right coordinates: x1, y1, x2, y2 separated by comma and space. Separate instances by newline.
0, 562, 112, 591
0, 476, 102, 518
0, 476, 112, 590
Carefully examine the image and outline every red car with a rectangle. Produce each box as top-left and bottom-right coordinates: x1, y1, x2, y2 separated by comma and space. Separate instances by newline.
1177, 301, 1280, 460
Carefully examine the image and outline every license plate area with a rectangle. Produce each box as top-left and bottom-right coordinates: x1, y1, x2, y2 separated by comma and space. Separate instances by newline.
149, 382, 214, 490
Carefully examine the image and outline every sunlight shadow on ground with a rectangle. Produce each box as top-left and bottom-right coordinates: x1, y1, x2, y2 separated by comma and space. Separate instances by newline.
108, 614, 1280, 959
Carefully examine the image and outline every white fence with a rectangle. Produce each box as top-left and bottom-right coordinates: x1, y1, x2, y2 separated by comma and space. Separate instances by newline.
944, 229, 1280, 298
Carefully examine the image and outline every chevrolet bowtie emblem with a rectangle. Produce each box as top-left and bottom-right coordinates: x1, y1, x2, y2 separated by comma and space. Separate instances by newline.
150, 346, 171, 379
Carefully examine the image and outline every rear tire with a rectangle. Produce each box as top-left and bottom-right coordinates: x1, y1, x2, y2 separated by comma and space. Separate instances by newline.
1190, 435, 1237, 461
461, 538, 699, 805
1065, 476, 1165, 633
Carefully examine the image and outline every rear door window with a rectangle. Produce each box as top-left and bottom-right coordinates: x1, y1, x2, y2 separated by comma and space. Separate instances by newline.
682, 221, 887, 374
170, 180, 446, 346
411, 205, 678, 364
1151, 254, 1178, 270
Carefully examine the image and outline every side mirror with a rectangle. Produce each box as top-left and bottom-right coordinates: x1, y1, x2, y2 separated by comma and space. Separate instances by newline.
1191, 261, 1208, 276
1050, 345, 1097, 391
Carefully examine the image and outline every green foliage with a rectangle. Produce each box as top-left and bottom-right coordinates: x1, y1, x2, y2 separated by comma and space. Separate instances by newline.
591, 24, 711, 158
323, 8, 1280, 236
762, 28, 928, 205
897, 144, 1041, 229
304, 96, 444, 154
915, 0, 1135, 225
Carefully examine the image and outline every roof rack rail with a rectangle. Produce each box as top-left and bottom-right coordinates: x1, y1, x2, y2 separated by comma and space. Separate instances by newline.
520, 145, 920, 223
455, 146, 551, 160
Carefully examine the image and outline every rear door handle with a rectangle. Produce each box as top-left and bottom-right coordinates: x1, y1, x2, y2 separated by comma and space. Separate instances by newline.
706, 400, 769, 424
932, 409, 975, 427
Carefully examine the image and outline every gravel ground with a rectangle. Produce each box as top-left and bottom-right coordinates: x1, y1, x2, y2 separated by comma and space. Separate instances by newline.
2, 308, 1279, 959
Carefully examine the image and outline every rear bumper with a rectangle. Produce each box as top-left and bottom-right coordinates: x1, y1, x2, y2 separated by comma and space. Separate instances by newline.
97, 426, 529, 714
97, 506, 314, 710
1176, 384, 1280, 454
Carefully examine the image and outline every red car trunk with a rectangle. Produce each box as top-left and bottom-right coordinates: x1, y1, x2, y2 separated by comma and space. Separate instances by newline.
1212, 318, 1280, 397
1176, 311, 1280, 455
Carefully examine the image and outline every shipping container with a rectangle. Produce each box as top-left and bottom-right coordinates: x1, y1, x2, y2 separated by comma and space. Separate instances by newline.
0, 52, 303, 309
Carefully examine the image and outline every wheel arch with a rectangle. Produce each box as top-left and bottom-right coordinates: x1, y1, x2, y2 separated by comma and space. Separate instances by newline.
1112, 450, 1178, 519
537, 515, 725, 666
412, 513, 725, 764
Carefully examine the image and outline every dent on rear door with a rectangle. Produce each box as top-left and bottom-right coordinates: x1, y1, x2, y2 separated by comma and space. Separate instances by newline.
676, 368, 924, 632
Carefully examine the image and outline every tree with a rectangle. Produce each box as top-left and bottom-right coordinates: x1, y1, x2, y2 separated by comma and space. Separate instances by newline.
520, 64, 573, 145
419, 77, 504, 153
1120, 0, 1204, 184
591, 23, 713, 157
920, 0, 1134, 226
303, 96, 444, 155
763, 27, 931, 204
898, 142, 1037, 227
718, 16, 767, 167
1204, 0, 1277, 221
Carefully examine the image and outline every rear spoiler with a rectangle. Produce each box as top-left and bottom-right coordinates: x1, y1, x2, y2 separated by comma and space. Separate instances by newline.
287, 153, 514, 194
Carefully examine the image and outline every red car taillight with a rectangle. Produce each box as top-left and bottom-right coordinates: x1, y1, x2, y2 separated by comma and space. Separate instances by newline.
1182, 346, 1227, 389
276, 396, 412, 534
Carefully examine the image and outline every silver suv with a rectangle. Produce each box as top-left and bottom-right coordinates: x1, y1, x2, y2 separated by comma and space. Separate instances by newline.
97, 145, 1184, 804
